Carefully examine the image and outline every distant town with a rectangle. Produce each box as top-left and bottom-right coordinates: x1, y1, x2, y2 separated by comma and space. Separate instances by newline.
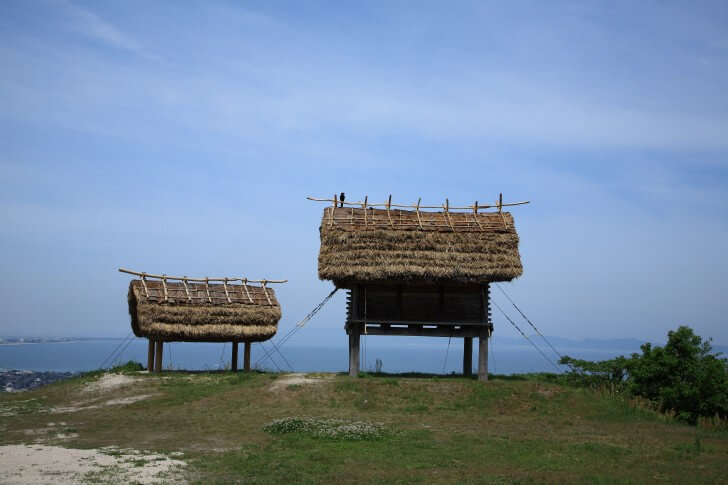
0, 337, 121, 345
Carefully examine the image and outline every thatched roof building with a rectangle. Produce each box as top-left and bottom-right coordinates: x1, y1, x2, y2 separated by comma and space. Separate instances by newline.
127, 278, 281, 343
318, 206, 522, 287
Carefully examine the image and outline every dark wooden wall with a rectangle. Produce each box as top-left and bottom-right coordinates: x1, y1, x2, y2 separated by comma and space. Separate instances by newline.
348, 283, 489, 325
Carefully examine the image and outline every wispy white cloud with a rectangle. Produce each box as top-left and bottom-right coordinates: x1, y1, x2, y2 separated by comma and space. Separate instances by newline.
49, 0, 152, 57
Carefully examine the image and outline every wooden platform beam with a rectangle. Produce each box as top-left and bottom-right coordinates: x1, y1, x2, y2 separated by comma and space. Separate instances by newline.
244, 341, 251, 371
463, 337, 473, 376
231, 342, 239, 371
147, 339, 155, 372
154, 341, 164, 373
357, 324, 484, 338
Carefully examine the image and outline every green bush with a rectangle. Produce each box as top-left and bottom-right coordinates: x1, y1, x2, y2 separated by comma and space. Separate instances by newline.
109, 360, 144, 373
627, 326, 728, 423
558, 355, 630, 389
558, 326, 728, 424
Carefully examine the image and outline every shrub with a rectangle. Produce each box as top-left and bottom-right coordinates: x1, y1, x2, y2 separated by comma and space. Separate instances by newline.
626, 326, 728, 423
558, 355, 630, 389
109, 360, 144, 373
556, 326, 728, 424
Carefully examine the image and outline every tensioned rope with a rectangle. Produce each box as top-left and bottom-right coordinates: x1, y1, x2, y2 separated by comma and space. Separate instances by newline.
254, 288, 339, 370
105, 335, 137, 370
218, 342, 226, 370
265, 340, 292, 371
442, 337, 452, 374
98, 331, 133, 370
494, 283, 569, 365
257, 342, 282, 371
491, 299, 562, 373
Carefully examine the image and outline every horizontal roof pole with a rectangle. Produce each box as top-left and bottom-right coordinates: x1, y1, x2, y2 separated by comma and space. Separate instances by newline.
307, 196, 530, 210
118, 268, 287, 284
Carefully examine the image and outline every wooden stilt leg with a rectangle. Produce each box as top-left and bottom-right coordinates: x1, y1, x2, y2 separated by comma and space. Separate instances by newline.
147, 339, 155, 372
154, 341, 164, 373
478, 330, 489, 382
231, 342, 238, 372
349, 324, 360, 377
463, 337, 473, 376
243, 342, 251, 371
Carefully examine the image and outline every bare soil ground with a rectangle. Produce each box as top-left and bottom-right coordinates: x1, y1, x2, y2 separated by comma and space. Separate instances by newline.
0, 444, 185, 484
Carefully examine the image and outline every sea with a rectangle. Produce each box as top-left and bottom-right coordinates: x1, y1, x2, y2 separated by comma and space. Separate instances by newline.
0, 333, 672, 375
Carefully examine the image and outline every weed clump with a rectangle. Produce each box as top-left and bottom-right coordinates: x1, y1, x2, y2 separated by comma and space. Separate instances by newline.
263, 417, 388, 441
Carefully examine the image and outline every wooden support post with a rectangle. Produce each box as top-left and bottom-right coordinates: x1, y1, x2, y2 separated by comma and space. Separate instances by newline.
154, 341, 164, 373
463, 337, 473, 376
147, 339, 155, 372
231, 342, 239, 372
349, 324, 360, 377
244, 341, 251, 371
478, 329, 489, 382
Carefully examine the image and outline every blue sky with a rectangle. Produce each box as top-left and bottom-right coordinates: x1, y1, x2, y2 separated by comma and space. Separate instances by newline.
1, 0, 726, 346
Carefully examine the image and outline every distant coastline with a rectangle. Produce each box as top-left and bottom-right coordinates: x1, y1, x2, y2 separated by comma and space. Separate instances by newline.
0, 337, 123, 346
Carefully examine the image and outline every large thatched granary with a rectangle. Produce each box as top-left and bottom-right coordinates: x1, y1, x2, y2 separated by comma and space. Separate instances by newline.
121, 269, 285, 372
312, 195, 526, 381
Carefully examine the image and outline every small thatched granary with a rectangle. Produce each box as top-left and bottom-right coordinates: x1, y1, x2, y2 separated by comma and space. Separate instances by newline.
312, 195, 526, 381
121, 269, 285, 372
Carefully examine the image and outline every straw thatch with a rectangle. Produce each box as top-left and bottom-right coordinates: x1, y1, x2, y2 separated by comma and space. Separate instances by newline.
127, 280, 281, 342
318, 207, 522, 287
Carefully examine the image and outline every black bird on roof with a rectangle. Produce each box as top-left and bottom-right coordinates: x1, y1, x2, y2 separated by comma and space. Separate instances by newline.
339, 192, 345, 208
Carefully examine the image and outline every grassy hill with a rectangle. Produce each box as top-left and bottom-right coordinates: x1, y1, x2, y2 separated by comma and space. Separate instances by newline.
1, 369, 727, 483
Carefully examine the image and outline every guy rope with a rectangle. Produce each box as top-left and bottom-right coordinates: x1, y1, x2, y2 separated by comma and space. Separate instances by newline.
254, 288, 339, 370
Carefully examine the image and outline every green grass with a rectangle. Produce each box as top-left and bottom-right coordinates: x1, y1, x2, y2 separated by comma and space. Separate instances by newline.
1, 370, 727, 483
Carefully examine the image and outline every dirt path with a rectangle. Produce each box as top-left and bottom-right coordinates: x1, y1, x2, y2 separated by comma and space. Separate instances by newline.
0, 444, 186, 484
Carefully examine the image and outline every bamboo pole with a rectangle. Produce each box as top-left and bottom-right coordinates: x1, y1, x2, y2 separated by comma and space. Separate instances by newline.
182, 277, 191, 301
415, 197, 423, 229
118, 268, 287, 284
386, 195, 393, 228
472, 201, 484, 230
307, 196, 529, 210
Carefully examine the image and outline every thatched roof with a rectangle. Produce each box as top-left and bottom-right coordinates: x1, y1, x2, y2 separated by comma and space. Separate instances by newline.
127, 280, 281, 342
318, 207, 523, 286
